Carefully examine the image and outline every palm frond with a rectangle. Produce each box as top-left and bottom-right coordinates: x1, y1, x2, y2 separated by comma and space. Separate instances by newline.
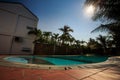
68, 29, 73, 32
91, 24, 110, 33
91, 22, 120, 33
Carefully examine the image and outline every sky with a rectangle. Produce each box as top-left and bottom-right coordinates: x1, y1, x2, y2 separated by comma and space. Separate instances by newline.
0, 0, 105, 41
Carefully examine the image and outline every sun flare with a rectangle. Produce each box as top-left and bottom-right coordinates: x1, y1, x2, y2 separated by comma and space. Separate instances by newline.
84, 5, 95, 17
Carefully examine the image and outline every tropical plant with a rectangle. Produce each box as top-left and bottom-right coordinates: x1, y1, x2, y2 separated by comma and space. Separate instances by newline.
69, 37, 75, 46
88, 38, 101, 49
50, 33, 59, 54
85, 0, 120, 21
96, 35, 108, 53
91, 23, 120, 49
51, 33, 59, 45
59, 25, 73, 45
28, 28, 42, 43
43, 31, 52, 43
75, 40, 81, 48
84, 0, 120, 51
80, 40, 87, 46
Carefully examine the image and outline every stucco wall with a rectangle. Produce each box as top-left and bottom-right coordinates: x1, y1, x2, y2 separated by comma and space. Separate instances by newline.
0, 9, 17, 35
0, 2, 38, 54
0, 2, 38, 21
15, 16, 36, 38
0, 35, 12, 54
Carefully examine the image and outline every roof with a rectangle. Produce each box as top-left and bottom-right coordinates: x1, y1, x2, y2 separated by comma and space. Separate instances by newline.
0, 1, 39, 20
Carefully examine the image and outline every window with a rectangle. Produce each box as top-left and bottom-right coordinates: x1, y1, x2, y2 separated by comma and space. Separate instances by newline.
27, 26, 34, 30
14, 36, 23, 42
22, 47, 31, 52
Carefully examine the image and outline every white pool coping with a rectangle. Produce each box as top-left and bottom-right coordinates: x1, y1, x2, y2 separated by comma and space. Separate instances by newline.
0, 55, 120, 70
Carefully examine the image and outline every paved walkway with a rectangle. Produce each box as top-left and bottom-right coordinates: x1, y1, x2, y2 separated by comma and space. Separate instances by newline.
0, 56, 120, 80
0, 65, 120, 80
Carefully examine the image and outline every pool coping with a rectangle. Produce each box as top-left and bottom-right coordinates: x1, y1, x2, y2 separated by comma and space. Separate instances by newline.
0, 55, 120, 70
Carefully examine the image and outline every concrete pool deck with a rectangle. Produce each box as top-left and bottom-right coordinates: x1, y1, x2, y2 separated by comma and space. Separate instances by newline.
0, 55, 120, 80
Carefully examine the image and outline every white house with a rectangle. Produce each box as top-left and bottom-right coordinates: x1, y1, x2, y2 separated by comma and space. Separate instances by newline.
0, 2, 39, 54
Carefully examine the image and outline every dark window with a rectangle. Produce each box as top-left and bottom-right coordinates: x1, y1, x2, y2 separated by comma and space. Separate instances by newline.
22, 47, 31, 52
27, 26, 34, 30
14, 37, 23, 42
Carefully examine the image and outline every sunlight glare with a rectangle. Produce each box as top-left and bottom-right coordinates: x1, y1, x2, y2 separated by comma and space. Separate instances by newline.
84, 5, 95, 18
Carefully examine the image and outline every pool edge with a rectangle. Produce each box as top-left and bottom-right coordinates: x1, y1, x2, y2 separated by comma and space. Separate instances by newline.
0, 55, 120, 70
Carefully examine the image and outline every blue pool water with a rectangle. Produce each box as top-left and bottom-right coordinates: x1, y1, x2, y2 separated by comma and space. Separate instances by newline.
4, 56, 108, 66
4, 57, 28, 63
40, 57, 86, 65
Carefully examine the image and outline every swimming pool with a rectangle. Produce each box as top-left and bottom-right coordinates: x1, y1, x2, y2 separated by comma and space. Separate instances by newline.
4, 55, 108, 66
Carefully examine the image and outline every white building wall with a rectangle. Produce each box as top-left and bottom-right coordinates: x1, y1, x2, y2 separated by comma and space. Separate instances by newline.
0, 35, 12, 53
15, 16, 36, 38
0, 9, 17, 35
0, 3, 37, 21
0, 2, 38, 54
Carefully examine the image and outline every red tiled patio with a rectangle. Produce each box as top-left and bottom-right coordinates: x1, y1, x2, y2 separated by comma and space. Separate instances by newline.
0, 65, 120, 80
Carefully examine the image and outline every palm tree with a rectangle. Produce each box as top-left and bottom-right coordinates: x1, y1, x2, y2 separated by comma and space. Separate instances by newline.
80, 40, 87, 46
84, 0, 120, 21
84, 0, 120, 52
59, 25, 73, 45
69, 37, 75, 46
80, 40, 87, 54
51, 33, 60, 54
87, 38, 99, 49
91, 23, 120, 49
43, 31, 52, 43
75, 40, 81, 48
96, 35, 108, 53
51, 33, 59, 45
28, 28, 42, 43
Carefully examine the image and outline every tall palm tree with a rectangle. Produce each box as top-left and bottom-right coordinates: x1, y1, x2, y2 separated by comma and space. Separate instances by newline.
59, 25, 73, 45
87, 38, 100, 49
43, 31, 52, 43
80, 40, 87, 54
84, 0, 120, 21
85, 0, 120, 51
80, 40, 87, 46
51, 33, 59, 45
69, 37, 75, 46
75, 40, 81, 48
91, 23, 120, 49
96, 35, 108, 53
28, 28, 42, 43
51, 33, 60, 54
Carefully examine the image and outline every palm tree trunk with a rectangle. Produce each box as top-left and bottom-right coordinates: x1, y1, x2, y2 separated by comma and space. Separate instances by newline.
53, 44, 56, 54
